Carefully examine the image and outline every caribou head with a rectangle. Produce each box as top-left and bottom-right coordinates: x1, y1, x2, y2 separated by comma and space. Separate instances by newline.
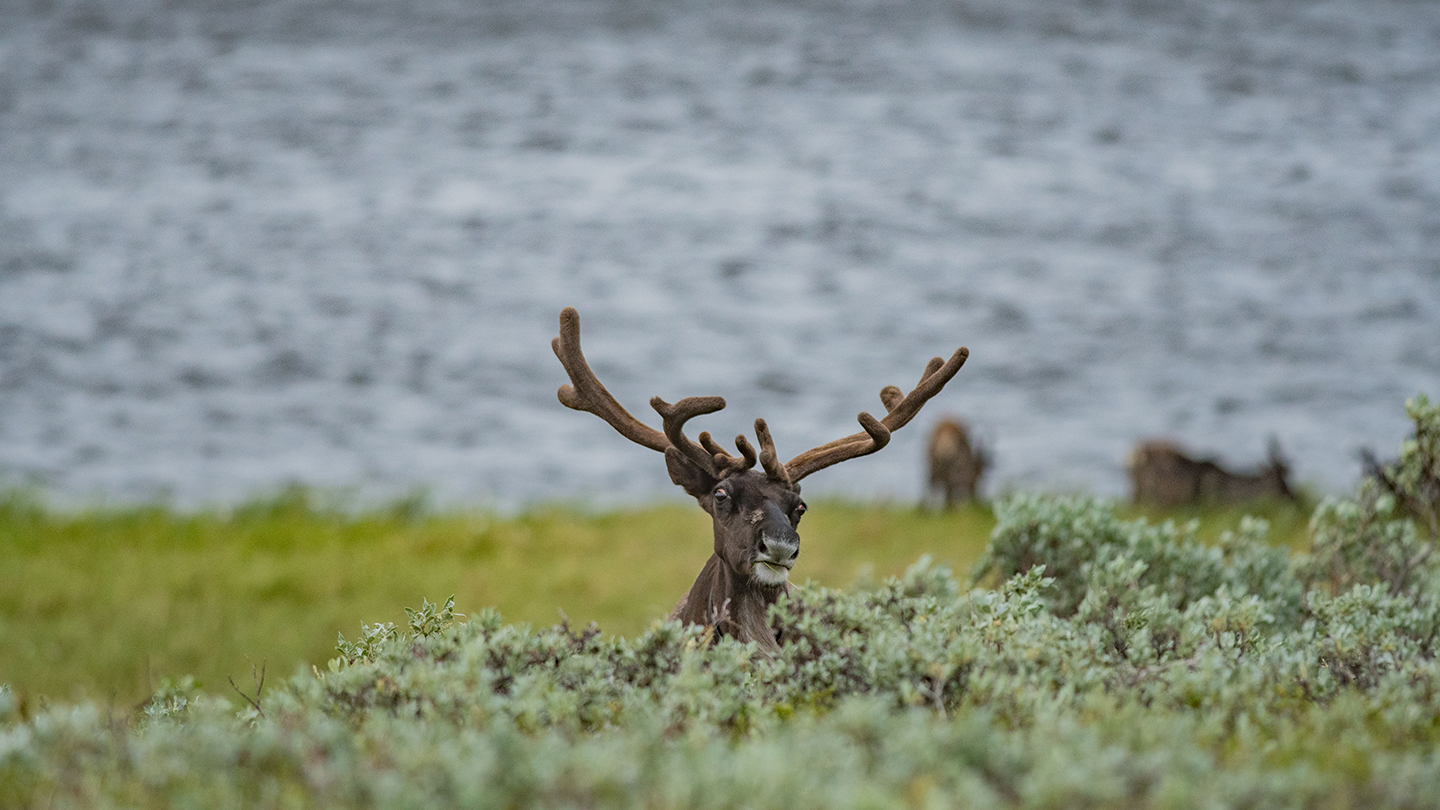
552, 307, 968, 652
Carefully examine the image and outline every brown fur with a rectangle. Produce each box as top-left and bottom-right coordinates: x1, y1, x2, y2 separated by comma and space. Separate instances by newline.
667, 552, 796, 656
660, 462, 805, 655
1128, 439, 1295, 508
926, 417, 988, 508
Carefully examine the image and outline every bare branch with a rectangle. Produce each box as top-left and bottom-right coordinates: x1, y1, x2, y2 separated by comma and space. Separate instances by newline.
228, 662, 266, 718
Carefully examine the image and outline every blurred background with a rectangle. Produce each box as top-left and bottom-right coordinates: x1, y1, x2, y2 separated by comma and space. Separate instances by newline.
1, 0, 1438, 510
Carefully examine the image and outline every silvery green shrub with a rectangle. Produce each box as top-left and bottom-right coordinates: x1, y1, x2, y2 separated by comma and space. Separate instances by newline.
1302, 395, 1440, 597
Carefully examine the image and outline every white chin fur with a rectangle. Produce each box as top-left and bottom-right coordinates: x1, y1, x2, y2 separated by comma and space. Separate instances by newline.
752, 561, 791, 586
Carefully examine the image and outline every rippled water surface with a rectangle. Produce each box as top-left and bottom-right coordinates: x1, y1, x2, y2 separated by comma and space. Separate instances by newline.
2, 0, 1438, 508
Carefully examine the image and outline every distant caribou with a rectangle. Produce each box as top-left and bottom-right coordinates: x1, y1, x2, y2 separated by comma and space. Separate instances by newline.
926, 417, 989, 508
553, 307, 968, 652
1128, 439, 1296, 508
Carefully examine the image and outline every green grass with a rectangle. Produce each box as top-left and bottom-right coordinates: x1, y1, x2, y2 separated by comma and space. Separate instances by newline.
0, 488, 1309, 705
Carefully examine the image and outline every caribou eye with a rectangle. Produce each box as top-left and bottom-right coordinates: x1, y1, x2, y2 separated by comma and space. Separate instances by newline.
713, 487, 729, 503
794, 502, 807, 519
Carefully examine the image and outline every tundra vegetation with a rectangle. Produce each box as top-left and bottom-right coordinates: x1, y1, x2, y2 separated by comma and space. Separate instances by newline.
1, 395, 1437, 810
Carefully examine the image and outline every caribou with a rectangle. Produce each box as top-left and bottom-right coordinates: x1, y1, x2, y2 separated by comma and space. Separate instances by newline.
926, 417, 989, 509
552, 307, 968, 652
1128, 438, 1296, 508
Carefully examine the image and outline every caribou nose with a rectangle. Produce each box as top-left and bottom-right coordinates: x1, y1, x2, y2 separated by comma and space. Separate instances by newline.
761, 533, 800, 566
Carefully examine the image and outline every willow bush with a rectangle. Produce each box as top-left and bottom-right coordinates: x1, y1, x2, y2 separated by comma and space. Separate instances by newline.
3, 396, 1439, 809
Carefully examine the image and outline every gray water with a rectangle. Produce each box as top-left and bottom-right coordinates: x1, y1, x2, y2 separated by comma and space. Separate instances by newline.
1, 0, 1438, 510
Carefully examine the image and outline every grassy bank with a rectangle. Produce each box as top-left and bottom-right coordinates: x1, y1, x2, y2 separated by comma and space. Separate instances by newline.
0, 489, 1310, 705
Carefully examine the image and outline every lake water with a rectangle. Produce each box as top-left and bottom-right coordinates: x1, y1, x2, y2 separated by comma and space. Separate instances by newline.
1, 0, 1437, 510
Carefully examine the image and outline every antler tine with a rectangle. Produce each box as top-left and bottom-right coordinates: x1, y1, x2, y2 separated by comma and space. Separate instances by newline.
553, 307, 670, 453
698, 432, 731, 462
884, 352, 964, 432
700, 431, 756, 476
731, 434, 759, 473
651, 395, 727, 477
783, 346, 969, 483
879, 385, 904, 413
919, 356, 946, 386
753, 419, 793, 487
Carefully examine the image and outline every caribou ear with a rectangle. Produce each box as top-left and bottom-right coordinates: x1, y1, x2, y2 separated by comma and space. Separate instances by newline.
666, 447, 718, 500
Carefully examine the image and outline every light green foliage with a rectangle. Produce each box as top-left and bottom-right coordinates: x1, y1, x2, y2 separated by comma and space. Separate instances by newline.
976, 496, 1302, 625
1, 400, 1436, 808
1387, 394, 1440, 538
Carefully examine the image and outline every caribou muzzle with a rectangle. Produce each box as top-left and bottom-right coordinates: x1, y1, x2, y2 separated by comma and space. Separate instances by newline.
750, 500, 800, 582
752, 524, 800, 585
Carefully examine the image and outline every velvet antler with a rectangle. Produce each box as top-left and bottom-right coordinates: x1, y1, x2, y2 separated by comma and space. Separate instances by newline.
783, 347, 969, 482
554, 307, 758, 479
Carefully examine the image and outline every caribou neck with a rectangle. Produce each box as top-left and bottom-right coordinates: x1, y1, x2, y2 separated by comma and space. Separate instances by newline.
669, 554, 790, 653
